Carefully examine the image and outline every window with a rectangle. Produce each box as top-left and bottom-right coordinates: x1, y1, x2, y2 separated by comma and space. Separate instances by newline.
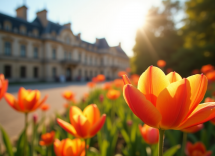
64, 51, 67, 60
20, 45, 26, 57
66, 37, 70, 44
20, 66, 26, 78
79, 53, 81, 61
4, 42, 11, 55
79, 69, 82, 76
69, 52, 71, 60
52, 67, 56, 78
34, 47, 38, 58
4, 65, 11, 78
5, 24, 10, 31
20, 26, 26, 34
52, 49, 56, 59
33, 67, 38, 78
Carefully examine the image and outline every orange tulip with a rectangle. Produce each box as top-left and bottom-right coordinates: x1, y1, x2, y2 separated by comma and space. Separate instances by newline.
118, 71, 127, 77
0, 74, 8, 101
87, 82, 95, 88
157, 60, 166, 68
204, 97, 215, 102
103, 82, 112, 90
107, 89, 120, 100
201, 64, 214, 74
96, 74, 105, 82
139, 124, 159, 145
166, 68, 173, 74
205, 70, 215, 82
41, 104, 49, 111
4, 87, 47, 113
57, 104, 106, 139
192, 69, 200, 75
54, 138, 86, 156
182, 124, 203, 133
113, 79, 124, 88
62, 91, 75, 101
64, 103, 69, 109
92, 77, 98, 83
130, 74, 139, 86
185, 142, 212, 156
122, 66, 215, 130
39, 131, 55, 146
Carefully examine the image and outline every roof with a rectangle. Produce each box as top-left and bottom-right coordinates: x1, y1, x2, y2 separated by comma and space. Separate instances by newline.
96, 38, 110, 49
0, 12, 43, 35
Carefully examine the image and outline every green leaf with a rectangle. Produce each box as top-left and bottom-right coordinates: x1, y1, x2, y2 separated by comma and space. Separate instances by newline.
121, 129, 130, 143
101, 140, 109, 156
163, 145, 181, 156
0, 126, 14, 156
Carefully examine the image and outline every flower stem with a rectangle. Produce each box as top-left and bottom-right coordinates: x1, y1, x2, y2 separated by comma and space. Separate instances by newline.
181, 132, 187, 156
158, 129, 165, 156
24, 113, 28, 156
85, 139, 88, 156
48, 145, 52, 156
31, 122, 36, 156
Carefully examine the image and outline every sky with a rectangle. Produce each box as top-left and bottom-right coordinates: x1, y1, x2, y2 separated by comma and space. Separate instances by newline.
0, 0, 180, 57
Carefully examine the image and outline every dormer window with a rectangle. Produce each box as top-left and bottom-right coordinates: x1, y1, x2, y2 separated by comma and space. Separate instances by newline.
4, 21, 11, 31
20, 25, 26, 34
66, 36, 70, 44
51, 31, 56, 37
33, 29, 38, 37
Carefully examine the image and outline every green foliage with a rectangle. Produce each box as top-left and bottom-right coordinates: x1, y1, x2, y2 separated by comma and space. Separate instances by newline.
0, 126, 14, 156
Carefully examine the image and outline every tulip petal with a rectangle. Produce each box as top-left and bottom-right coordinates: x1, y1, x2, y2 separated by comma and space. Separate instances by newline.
18, 87, 28, 111
89, 114, 106, 137
71, 115, 91, 138
54, 139, 62, 156
70, 106, 83, 124
0, 79, 8, 100
83, 104, 100, 125
156, 79, 193, 129
123, 84, 162, 128
184, 74, 208, 119
138, 66, 170, 106
122, 75, 131, 84
166, 72, 182, 83
57, 118, 79, 137
4, 93, 20, 111
178, 102, 215, 129
32, 95, 48, 111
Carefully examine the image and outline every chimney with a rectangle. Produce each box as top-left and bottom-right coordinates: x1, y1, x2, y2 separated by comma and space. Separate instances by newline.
118, 42, 121, 48
77, 33, 81, 40
95, 38, 99, 45
36, 9, 48, 27
64, 23, 71, 29
16, 5, 28, 21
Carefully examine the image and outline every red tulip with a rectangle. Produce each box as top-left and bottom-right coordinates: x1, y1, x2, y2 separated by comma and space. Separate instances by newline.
139, 124, 159, 145
201, 64, 214, 74
39, 131, 55, 146
157, 60, 166, 68
41, 104, 49, 111
185, 142, 212, 156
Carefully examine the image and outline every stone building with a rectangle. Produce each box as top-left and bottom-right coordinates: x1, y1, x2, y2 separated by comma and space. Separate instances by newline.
0, 5, 129, 82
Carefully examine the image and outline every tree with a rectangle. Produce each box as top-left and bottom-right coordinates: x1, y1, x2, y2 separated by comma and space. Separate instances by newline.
131, 0, 182, 75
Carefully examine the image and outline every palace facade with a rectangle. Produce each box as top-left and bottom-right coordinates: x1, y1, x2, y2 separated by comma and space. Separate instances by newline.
0, 6, 129, 82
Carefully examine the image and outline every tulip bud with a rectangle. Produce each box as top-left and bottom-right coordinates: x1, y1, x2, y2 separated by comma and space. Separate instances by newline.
99, 94, 104, 103
33, 114, 38, 124
127, 120, 133, 126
